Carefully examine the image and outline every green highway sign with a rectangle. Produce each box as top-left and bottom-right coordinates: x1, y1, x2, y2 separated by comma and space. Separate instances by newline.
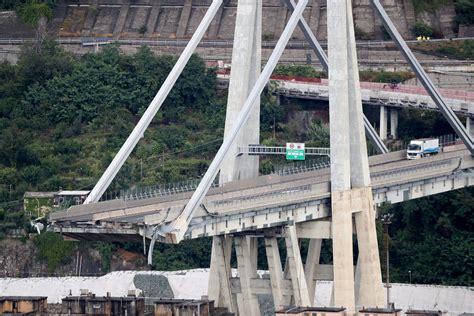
286, 143, 305, 160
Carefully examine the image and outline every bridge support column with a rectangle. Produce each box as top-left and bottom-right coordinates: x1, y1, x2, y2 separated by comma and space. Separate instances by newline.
285, 225, 311, 307
331, 192, 356, 312
305, 238, 322, 304
208, 236, 237, 313
265, 236, 286, 310
390, 108, 398, 139
379, 105, 388, 140
235, 236, 260, 316
353, 188, 384, 308
328, 0, 384, 313
467, 117, 472, 136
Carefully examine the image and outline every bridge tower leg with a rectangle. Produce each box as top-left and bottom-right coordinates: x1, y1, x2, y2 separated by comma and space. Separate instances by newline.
208, 0, 262, 313
328, 0, 384, 313
219, 0, 261, 184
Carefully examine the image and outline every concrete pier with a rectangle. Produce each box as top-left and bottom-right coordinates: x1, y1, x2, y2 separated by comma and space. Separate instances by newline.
390, 108, 399, 139
328, 0, 384, 312
380, 105, 388, 140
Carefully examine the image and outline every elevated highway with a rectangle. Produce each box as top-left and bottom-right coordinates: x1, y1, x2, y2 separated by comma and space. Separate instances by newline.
275, 79, 474, 117
49, 145, 474, 242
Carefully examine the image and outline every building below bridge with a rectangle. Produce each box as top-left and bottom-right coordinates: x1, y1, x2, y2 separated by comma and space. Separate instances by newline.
0, 296, 47, 315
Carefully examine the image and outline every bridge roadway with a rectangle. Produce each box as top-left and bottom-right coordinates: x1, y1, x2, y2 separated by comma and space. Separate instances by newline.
275, 79, 474, 116
49, 145, 473, 242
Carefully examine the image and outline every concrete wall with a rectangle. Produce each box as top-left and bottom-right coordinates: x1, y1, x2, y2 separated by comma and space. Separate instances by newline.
405, 70, 474, 90
0, 0, 460, 40
0, 270, 472, 316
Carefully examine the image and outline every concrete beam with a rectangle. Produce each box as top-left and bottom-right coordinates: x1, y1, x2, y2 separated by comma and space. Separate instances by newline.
296, 220, 331, 239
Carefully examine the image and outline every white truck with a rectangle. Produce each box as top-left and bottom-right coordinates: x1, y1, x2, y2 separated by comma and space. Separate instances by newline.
406, 138, 439, 159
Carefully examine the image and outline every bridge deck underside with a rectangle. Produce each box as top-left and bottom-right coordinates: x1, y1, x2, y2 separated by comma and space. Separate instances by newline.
50, 147, 473, 241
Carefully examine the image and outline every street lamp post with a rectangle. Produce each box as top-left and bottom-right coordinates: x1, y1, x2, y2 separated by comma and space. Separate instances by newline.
408, 270, 412, 284
381, 213, 394, 308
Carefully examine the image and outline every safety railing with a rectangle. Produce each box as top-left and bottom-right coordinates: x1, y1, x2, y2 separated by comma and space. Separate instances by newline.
117, 157, 331, 202
273, 157, 331, 176
372, 158, 454, 179
238, 145, 330, 156
120, 177, 220, 201
275, 78, 474, 102
95, 132, 461, 203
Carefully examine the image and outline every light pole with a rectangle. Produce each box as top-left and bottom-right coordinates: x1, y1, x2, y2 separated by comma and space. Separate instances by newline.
381, 213, 394, 308
408, 270, 412, 284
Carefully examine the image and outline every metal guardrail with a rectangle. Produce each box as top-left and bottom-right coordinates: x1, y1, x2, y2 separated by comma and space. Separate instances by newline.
275, 159, 331, 176
118, 158, 331, 202
95, 134, 460, 203
211, 184, 313, 207
208, 157, 459, 210
120, 178, 220, 201
372, 158, 454, 179
238, 145, 330, 156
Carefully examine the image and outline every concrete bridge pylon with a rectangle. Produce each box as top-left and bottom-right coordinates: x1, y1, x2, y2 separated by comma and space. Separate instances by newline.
328, 0, 384, 312
209, 0, 262, 313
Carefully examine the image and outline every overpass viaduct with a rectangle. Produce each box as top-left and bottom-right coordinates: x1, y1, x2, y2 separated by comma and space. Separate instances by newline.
273, 78, 474, 140
216, 75, 474, 140
46, 0, 474, 314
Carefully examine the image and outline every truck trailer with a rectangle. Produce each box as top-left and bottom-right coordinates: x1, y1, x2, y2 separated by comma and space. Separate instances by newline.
406, 138, 439, 159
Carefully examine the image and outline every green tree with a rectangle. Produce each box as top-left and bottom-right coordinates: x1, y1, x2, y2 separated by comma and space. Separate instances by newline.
33, 232, 76, 272
412, 22, 434, 37
16, 1, 53, 27
307, 118, 330, 147
455, 0, 474, 25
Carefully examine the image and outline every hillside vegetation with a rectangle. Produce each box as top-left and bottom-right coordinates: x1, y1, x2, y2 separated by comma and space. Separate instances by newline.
0, 40, 472, 286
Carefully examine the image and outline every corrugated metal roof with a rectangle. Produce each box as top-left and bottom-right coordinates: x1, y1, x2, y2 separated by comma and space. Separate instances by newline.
23, 192, 56, 198
57, 190, 90, 196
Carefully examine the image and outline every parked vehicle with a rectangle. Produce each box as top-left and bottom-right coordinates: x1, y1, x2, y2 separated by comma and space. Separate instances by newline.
407, 138, 439, 159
